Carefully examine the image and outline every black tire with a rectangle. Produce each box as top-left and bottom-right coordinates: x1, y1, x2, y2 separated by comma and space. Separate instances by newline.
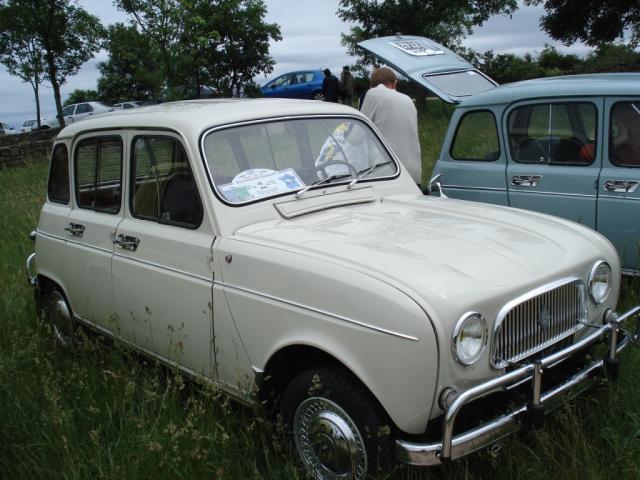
42, 285, 76, 347
311, 91, 324, 101
280, 366, 394, 479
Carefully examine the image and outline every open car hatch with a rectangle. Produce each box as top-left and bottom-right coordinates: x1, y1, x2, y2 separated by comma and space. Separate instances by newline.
358, 35, 497, 103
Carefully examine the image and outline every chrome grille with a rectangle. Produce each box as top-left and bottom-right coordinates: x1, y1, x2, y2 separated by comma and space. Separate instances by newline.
492, 279, 587, 368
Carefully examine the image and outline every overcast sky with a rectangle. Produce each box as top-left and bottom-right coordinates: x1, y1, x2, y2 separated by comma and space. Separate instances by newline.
0, 0, 589, 129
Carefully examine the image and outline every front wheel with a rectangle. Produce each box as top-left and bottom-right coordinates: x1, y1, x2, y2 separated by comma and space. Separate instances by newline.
280, 366, 393, 479
43, 287, 76, 347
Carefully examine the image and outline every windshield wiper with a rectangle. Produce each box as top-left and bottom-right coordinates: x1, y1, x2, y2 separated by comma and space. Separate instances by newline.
347, 160, 394, 189
295, 173, 352, 199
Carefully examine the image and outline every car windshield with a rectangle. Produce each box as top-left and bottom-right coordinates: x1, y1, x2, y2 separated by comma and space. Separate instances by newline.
202, 117, 398, 205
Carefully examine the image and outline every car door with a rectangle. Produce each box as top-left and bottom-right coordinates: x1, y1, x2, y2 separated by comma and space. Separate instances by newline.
286, 71, 312, 99
36, 143, 73, 289
263, 74, 293, 98
65, 134, 124, 326
505, 99, 602, 229
62, 104, 76, 125
432, 107, 508, 204
597, 98, 640, 273
111, 133, 216, 378
358, 35, 497, 103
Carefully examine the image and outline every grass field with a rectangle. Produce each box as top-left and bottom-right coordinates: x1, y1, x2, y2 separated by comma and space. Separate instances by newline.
1, 109, 639, 479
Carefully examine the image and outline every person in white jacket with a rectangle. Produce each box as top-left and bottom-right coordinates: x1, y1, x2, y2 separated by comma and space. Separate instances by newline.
360, 67, 422, 187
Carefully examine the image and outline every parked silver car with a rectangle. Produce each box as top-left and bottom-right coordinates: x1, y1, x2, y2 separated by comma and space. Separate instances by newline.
41, 102, 114, 129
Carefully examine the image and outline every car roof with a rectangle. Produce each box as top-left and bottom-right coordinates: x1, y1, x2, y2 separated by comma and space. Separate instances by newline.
459, 73, 640, 107
56, 98, 361, 139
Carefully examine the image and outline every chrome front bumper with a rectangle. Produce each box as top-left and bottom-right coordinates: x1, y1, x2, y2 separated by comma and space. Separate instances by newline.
397, 305, 640, 466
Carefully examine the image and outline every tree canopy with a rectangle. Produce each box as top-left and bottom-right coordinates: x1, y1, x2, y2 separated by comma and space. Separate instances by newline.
0, 2, 47, 126
526, 0, 640, 47
113, 0, 281, 100
0, 0, 104, 127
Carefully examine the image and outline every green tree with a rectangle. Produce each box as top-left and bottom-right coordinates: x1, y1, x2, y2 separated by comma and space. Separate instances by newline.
97, 23, 164, 103
115, 0, 281, 99
580, 43, 640, 73
526, 0, 640, 47
0, 2, 46, 127
63, 88, 99, 106
2, 0, 104, 128
337, 0, 518, 68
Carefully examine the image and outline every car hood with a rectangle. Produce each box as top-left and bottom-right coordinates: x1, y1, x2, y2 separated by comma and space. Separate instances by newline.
233, 194, 611, 313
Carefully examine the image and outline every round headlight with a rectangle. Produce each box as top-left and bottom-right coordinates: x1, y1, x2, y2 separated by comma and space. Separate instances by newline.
589, 261, 612, 304
452, 312, 488, 366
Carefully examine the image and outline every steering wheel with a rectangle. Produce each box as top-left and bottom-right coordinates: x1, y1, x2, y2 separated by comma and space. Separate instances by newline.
315, 160, 358, 179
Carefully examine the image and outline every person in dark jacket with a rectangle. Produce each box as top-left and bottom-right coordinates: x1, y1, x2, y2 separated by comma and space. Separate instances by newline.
322, 69, 340, 102
340, 66, 354, 105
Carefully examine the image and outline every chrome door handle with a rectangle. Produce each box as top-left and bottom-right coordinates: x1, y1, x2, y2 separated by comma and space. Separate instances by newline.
64, 222, 85, 237
603, 180, 639, 193
511, 175, 542, 187
113, 234, 140, 251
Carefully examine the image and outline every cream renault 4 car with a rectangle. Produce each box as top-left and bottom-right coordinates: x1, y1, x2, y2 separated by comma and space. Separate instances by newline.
27, 99, 640, 479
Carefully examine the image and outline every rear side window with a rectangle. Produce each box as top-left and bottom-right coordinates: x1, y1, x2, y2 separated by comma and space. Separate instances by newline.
74, 136, 122, 213
130, 136, 203, 228
48, 144, 70, 204
508, 102, 597, 165
76, 103, 92, 114
609, 101, 640, 167
450, 110, 500, 161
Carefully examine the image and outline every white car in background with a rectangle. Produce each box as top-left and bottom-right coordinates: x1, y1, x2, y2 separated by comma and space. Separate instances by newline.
21, 118, 45, 132
113, 101, 143, 109
41, 102, 114, 129
0, 122, 17, 135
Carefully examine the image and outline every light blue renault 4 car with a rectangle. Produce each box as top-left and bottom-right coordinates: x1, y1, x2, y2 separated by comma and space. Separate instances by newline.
360, 35, 640, 275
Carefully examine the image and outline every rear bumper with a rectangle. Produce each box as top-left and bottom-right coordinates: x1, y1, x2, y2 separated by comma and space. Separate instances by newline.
397, 305, 640, 466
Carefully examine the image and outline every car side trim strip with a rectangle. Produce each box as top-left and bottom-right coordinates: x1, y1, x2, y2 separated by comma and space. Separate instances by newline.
599, 194, 640, 202
508, 189, 596, 198
442, 184, 506, 192
215, 280, 419, 342
113, 252, 213, 283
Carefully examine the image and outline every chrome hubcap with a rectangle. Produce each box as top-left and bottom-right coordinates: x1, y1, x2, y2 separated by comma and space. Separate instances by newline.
293, 397, 367, 480
47, 291, 73, 346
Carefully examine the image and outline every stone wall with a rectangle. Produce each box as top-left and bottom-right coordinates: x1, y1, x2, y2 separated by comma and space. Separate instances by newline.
0, 128, 59, 168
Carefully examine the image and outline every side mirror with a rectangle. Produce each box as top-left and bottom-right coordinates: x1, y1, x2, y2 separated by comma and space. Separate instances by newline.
429, 173, 447, 198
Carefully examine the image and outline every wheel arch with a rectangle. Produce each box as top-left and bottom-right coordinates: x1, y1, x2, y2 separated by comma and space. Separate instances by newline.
259, 342, 397, 430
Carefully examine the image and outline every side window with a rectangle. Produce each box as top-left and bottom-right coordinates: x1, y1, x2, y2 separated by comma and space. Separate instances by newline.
76, 103, 91, 114
609, 101, 640, 167
304, 72, 314, 83
48, 144, 70, 204
273, 74, 291, 87
130, 136, 203, 228
508, 102, 597, 165
62, 105, 75, 116
450, 110, 500, 161
74, 137, 122, 213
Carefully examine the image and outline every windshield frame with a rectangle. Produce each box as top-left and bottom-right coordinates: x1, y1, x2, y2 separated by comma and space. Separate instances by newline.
199, 114, 401, 207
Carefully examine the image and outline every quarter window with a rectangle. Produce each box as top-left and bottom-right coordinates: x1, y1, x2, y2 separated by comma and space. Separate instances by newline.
74, 137, 122, 213
508, 102, 597, 165
609, 101, 640, 167
130, 136, 203, 228
75, 103, 92, 114
48, 144, 70, 204
450, 110, 500, 161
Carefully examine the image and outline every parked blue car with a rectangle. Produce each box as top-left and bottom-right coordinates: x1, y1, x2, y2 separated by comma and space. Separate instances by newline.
361, 35, 640, 274
260, 70, 324, 100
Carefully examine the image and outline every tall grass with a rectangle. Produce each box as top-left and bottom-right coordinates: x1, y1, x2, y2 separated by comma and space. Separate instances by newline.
1, 135, 639, 479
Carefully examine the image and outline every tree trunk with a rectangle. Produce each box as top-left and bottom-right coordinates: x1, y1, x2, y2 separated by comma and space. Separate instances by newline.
33, 81, 42, 129
44, 47, 65, 128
